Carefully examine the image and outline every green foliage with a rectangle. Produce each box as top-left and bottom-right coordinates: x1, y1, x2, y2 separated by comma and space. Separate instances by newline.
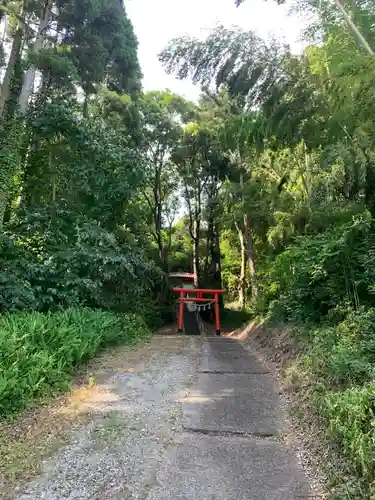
274, 307, 375, 495
159, 14, 375, 495
159, 25, 282, 108
0, 308, 150, 417
268, 212, 373, 321
4, 2, 375, 495
0, 207, 163, 313
221, 307, 252, 329
318, 384, 375, 485
260, 207, 375, 492
23, 102, 143, 228
56, 0, 141, 95
136, 90, 193, 269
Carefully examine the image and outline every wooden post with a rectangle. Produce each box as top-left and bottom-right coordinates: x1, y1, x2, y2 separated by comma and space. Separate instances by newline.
214, 292, 221, 336
178, 290, 184, 334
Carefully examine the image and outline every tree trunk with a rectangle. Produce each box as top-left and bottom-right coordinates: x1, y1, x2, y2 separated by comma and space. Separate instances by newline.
155, 200, 163, 263
0, 0, 26, 119
236, 222, 246, 310
18, 0, 53, 114
165, 220, 173, 273
205, 203, 215, 284
209, 220, 222, 287
0, 120, 22, 230
239, 170, 257, 300
193, 218, 200, 287
153, 165, 165, 268
82, 93, 89, 118
333, 0, 374, 54
204, 223, 211, 282
213, 222, 223, 308
244, 212, 257, 298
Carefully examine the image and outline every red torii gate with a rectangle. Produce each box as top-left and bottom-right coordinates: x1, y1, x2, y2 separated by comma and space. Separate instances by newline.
173, 287, 224, 336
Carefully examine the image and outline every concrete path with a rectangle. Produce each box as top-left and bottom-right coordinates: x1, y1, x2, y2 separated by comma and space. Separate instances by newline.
11, 336, 313, 500
148, 337, 312, 500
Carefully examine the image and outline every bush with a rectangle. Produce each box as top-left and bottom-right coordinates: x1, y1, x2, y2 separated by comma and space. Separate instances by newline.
299, 309, 375, 389
318, 384, 375, 484
275, 307, 375, 496
269, 212, 374, 322
0, 308, 150, 417
258, 207, 375, 494
131, 297, 163, 330
315, 311, 375, 485
0, 208, 163, 314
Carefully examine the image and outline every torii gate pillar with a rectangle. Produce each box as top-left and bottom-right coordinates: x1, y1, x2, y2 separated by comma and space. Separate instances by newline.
172, 288, 224, 336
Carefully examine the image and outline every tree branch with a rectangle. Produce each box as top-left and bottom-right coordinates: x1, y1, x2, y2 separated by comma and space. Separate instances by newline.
0, 5, 35, 33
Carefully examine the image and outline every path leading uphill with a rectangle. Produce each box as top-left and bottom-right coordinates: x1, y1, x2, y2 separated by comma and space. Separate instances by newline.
10, 335, 314, 500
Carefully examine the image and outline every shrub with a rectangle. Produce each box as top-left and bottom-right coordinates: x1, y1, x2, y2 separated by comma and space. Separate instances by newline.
0, 308, 150, 417
278, 308, 375, 496
0, 209, 163, 314
318, 384, 375, 483
306, 309, 375, 388
260, 209, 375, 494
269, 212, 374, 322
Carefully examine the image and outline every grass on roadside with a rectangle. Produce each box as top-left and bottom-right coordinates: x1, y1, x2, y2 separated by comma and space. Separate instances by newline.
0, 339, 151, 499
258, 311, 375, 499
221, 306, 252, 330
0, 308, 150, 419
0, 386, 94, 498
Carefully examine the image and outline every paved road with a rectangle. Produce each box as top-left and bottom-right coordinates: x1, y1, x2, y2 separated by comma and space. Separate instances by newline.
15, 336, 313, 500
148, 337, 312, 500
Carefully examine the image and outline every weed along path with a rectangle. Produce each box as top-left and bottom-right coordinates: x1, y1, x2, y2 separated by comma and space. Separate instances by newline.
4, 335, 315, 500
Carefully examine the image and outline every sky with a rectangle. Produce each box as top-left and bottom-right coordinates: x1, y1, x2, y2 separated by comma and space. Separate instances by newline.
125, 0, 307, 101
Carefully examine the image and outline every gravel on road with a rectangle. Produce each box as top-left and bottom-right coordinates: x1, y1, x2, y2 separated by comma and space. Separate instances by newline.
12, 336, 201, 500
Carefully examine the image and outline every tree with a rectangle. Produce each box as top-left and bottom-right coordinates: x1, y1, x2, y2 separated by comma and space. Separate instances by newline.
18, 0, 54, 115
137, 90, 192, 269
56, 0, 141, 112
172, 114, 229, 288
160, 30, 277, 301
234, 0, 375, 54
0, 0, 141, 228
